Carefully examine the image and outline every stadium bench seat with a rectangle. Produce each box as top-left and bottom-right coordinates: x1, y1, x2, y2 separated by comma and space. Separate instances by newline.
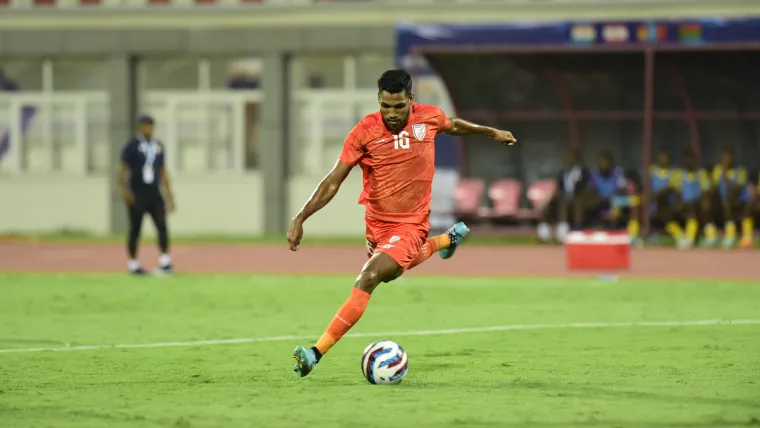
454, 178, 486, 220
517, 179, 557, 219
486, 178, 523, 219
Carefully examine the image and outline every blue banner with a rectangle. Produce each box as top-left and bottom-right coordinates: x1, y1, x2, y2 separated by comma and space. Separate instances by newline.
397, 19, 760, 58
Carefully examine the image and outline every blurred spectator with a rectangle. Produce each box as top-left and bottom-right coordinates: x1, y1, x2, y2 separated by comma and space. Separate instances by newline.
537, 151, 589, 244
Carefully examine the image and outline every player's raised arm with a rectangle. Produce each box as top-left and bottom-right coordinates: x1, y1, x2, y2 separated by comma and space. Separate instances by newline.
287, 159, 353, 251
441, 117, 517, 146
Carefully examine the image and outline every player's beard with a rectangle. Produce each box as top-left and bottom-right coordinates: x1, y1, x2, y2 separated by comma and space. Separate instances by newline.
384, 115, 408, 131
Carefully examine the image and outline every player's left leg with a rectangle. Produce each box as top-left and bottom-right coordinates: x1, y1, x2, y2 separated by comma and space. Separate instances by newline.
402, 221, 471, 270
147, 194, 173, 274
438, 222, 470, 260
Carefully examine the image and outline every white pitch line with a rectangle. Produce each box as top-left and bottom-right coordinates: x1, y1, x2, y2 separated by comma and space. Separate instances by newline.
1, 318, 759, 355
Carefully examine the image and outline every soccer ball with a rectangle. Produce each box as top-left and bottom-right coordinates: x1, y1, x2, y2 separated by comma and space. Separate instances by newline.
360, 340, 408, 385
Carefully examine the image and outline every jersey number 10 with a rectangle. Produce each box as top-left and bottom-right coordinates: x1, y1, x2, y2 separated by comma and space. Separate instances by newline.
393, 131, 411, 150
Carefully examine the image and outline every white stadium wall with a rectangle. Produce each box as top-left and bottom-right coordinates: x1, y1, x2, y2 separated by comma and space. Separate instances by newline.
0, 174, 266, 236
288, 173, 367, 237
0, 175, 111, 234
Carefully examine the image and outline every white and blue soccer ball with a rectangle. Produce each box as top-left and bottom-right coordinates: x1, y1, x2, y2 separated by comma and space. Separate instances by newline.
360, 340, 408, 385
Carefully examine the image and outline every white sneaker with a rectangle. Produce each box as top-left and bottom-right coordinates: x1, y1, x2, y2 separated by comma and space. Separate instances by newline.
676, 238, 693, 250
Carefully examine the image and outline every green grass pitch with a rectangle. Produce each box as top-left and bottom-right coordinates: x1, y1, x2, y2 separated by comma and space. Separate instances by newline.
1, 273, 759, 427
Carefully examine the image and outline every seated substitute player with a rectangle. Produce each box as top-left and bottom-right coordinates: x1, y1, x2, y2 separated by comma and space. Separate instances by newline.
648, 149, 678, 243
286, 69, 516, 378
701, 148, 750, 248
669, 149, 712, 249
536, 151, 589, 244
578, 152, 641, 244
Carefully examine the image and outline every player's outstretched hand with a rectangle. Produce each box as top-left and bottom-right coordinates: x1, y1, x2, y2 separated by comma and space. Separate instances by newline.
287, 218, 304, 251
491, 130, 516, 146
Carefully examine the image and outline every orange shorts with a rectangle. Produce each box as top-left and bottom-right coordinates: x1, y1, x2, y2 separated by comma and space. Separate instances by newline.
365, 216, 430, 272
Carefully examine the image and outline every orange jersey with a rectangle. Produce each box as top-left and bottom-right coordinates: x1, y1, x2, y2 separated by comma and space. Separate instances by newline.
339, 103, 451, 224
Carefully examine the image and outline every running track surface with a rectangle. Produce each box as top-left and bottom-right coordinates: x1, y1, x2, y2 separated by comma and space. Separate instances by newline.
0, 242, 757, 280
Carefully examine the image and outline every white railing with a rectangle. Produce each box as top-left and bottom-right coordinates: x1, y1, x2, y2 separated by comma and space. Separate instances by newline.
141, 90, 262, 174
294, 89, 377, 176
0, 91, 109, 175
0, 88, 381, 177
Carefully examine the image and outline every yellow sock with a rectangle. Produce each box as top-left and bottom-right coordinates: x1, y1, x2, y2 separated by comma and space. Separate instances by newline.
685, 218, 699, 241
725, 221, 737, 238
665, 221, 683, 239
705, 223, 718, 238
627, 219, 640, 238
742, 217, 754, 239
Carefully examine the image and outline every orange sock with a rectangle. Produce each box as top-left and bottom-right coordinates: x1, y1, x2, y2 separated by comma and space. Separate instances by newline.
407, 234, 451, 270
314, 287, 371, 355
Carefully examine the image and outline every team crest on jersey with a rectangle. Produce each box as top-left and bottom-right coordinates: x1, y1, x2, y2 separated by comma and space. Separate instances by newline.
412, 124, 426, 141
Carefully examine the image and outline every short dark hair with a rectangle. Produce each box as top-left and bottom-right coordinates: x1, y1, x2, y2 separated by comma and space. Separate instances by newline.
137, 114, 155, 125
599, 151, 614, 163
378, 69, 412, 97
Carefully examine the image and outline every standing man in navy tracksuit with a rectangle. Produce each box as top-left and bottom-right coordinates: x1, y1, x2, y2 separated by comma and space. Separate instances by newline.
118, 115, 176, 275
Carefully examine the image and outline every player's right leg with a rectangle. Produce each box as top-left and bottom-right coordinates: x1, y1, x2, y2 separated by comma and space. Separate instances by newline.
291, 252, 401, 378
126, 199, 146, 275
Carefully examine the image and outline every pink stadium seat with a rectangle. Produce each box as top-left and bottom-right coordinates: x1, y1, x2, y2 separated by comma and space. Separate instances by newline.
454, 178, 485, 218
527, 179, 557, 210
517, 179, 557, 219
487, 179, 522, 218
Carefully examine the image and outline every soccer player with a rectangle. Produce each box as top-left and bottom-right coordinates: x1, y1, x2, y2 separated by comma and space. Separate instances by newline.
648, 149, 679, 243
118, 115, 176, 275
287, 69, 516, 378
537, 151, 589, 244
669, 149, 711, 249
701, 149, 749, 248
580, 152, 641, 244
